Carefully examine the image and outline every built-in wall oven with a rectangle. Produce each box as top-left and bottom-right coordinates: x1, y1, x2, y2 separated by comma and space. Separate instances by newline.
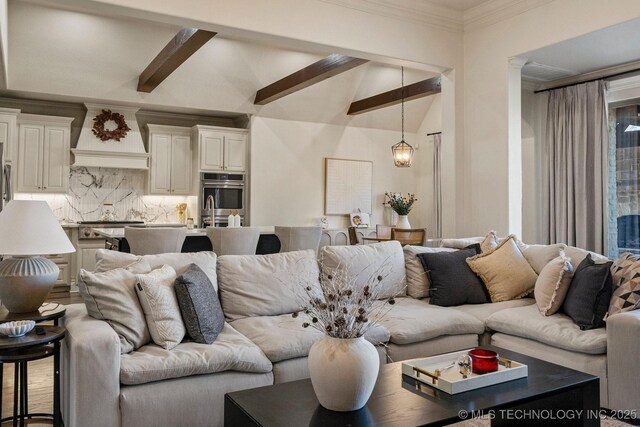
199, 172, 245, 228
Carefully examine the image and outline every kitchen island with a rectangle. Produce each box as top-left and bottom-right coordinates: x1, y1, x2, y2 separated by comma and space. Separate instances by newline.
93, 226, 281, 254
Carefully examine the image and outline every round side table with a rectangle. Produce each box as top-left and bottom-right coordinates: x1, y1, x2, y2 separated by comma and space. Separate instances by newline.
0, 304, 66, 427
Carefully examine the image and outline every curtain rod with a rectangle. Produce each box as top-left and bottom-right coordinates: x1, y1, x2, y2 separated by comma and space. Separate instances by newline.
534, 66, 640, 94
427, 132, 442, 136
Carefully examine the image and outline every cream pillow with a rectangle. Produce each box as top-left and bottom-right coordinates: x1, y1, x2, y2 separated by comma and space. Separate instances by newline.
403, 245, 456, 299
522, 243, 567, 274
78, 259, 152, 354
480, 230, 500, 253
534, 250, 574, 315
136, 265, 185, 350
466, 236, 538, 302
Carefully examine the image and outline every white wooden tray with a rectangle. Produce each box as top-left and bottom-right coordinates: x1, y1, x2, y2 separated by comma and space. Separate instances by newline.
401, 349, 528, 395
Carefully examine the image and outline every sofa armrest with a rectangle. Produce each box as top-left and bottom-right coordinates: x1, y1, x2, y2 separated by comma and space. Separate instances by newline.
607, 310, 640, 415
61, 304, 121, 427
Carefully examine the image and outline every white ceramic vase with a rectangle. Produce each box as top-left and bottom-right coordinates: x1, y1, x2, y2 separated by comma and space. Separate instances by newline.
308, 335, 380, 412
396, 215, 411, 229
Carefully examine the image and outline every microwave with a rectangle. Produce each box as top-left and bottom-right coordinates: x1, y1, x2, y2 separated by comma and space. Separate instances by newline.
199, 173, 245, 227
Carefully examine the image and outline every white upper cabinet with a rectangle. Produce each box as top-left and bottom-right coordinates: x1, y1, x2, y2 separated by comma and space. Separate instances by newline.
147, 125, 192, 195
0, 108, 20, 165
193, 125, 247, 172
17, 114, 72, 193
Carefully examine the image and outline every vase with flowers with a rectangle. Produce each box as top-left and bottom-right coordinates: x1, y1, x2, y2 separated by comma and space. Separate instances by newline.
292, 259, 398, 412
384, 192, 417, 229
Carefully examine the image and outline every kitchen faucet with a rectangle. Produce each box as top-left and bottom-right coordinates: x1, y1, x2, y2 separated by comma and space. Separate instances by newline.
205, 195, 215, 212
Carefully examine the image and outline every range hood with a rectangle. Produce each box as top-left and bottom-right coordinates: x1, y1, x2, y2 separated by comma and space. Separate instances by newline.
72, 103, 150, 169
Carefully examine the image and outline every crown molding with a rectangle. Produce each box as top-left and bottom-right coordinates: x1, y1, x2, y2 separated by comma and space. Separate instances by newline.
464, 0, 554, 31
316, 0, 463, 32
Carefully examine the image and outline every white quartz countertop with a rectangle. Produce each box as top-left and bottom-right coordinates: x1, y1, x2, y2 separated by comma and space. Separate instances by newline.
92, 226, 277, 238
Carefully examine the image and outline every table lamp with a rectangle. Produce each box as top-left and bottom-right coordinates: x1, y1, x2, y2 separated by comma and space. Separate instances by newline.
0, 200, 75, 313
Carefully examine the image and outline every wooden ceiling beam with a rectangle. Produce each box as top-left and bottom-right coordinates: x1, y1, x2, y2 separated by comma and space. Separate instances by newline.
254, 54, 368, 105
347, 76, 441, 115
137, 28, 217, 93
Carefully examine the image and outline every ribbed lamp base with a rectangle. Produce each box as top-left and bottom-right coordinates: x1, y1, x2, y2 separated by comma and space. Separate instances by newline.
0, 257, 59, 313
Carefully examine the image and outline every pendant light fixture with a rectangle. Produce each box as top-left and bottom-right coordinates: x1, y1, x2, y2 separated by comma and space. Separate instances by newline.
392, 66, 413, 167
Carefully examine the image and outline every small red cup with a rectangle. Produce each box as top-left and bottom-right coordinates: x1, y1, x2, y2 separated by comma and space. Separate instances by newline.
469, 349, 499, 374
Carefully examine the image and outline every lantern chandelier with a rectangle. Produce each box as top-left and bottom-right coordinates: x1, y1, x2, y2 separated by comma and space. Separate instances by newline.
392, 66, 414, 167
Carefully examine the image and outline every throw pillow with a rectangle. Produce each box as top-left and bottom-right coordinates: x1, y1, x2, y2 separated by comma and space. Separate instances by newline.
522, 243, 567, 274
175, 263, 224, 344
403, 245, 456, 299
480, 230, 500, 253
135, 265, 185, 350
466, 236, 538, 303
440, 237, 484, 249
417, 244, 489, 306
563, 254, 613, 330
78, 259, 152, 354
563, 246, 609, 270
608, 252, 640, 317
534, 250, 574, 315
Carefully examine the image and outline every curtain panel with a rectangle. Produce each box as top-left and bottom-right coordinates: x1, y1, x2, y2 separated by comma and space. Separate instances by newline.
544, 80, 608, 254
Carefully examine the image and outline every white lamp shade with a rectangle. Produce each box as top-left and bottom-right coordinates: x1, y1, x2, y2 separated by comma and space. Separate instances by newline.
0, 200, 75, 256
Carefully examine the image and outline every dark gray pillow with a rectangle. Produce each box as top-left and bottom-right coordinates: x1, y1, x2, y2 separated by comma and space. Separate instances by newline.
175, 264, 224, 344
562, 254, 613, 330
417, 244, 489, 306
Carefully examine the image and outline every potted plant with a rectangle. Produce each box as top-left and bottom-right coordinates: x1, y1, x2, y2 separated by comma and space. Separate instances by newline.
384, 192, 417, 229
292, 259, 397, 412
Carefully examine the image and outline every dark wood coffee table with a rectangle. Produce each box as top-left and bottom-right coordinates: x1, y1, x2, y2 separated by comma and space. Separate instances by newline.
224, 346, 600, 426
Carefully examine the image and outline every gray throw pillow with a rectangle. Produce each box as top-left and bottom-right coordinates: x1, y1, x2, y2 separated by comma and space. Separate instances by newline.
417, 244, 489, 306
563, 254, 613, 330
175, 263, 224, 344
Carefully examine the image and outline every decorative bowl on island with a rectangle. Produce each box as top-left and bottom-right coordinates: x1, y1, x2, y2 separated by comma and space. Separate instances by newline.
0, 320, 36, 337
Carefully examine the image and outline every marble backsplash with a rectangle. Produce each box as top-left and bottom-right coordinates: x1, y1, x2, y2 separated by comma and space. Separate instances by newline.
15, 167, 197, 224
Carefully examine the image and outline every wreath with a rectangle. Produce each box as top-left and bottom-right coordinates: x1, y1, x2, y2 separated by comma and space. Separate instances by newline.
92, 109, 131, 142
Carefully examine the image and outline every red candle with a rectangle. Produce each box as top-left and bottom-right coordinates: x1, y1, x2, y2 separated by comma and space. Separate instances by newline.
469, 349, 499, 374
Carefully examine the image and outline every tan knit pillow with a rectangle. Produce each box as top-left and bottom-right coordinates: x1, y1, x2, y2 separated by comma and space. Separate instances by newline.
534, 250, 574, 315
466, 235, 538, 302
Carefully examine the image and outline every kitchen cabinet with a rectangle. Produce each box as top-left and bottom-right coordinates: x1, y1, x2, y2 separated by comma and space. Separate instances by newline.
16, 114, 73, 193
193, 125, 247, 172
148, 125, 192, 195
0, 108, 20, 165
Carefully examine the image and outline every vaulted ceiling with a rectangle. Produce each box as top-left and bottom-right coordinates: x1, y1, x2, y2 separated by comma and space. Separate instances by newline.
4, 1, 440, 132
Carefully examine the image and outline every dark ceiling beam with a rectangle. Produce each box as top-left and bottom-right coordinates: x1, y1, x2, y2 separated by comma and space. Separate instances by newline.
347, 76, 441, 115
137, 28, 217, 93
254, 54, 369, 105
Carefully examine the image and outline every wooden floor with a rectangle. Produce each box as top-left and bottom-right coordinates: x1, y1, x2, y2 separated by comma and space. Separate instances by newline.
1, 293, 81, 426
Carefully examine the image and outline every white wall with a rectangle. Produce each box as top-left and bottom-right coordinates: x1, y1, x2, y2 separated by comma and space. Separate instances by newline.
249, 116, 431, 229
463, 0, 640, 237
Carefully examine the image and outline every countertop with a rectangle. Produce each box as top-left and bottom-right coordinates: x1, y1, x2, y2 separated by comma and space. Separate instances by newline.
92, 226, 277, 238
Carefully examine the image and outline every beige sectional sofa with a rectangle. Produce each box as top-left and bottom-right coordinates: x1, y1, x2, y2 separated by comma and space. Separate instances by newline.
61, 240, 640, 427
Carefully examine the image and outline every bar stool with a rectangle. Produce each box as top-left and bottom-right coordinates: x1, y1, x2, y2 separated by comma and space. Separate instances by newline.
206, 227, 261, 255
124, 227, 187, 255
274, 226, 322, 253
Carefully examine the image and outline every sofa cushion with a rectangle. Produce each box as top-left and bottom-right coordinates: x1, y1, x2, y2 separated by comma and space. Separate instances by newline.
119, 323, 272, 385
563, 254, 613, 330
320, 241, 406, 299
467, 236, 538, 302
95, 249, 218, 291
522, 243, 566, 274
230, 314, 390, 363
375, 297, 485, 345
451, 298, 535, 323
175, 264, 224, 344
440, 237, 484, 249
563, 246, 609, 269
135, 265, 185, 350
486, 304, 607, 355
417, 245, 489, 306
217, 250, 320, 321
534, 250, 574, 316
403, 245, 455, 299
78, 260, 152, 354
